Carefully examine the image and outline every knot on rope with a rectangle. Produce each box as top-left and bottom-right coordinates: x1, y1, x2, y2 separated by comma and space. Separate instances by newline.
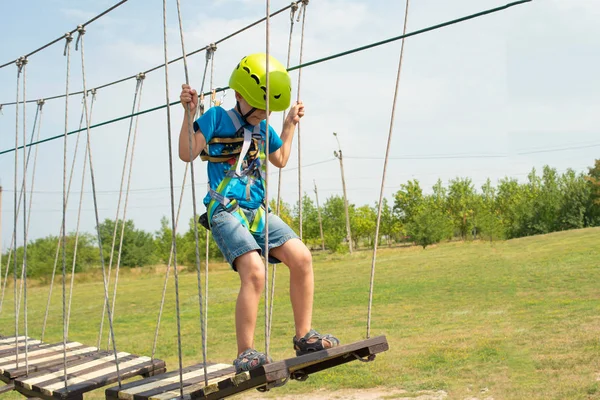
206, 43, 217, 61
0, 105, 3, 115
63, 33, 73, 56
90, 88, 97, 97
290, 1, 299, 20
297, 0, 309, 22
75, 25, 86, 51
136, 72, 146, 81
37, 99, 46, 109
15, 56, 27, 72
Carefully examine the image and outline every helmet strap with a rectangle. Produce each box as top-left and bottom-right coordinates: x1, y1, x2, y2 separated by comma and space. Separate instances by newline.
236, 101, 257, 126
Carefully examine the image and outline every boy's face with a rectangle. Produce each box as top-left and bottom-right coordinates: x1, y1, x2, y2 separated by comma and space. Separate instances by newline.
235, 92, 271, 126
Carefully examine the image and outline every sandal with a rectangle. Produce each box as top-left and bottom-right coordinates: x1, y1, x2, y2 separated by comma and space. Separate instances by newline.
233, 348, 272, 374
293, 329, 340, 357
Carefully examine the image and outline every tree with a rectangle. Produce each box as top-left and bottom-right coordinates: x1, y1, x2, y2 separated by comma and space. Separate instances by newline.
478, 179, 505, 242
557, 169, 590, 230
393, 180, 424, 225
585, 159, 600, 225
406, 197, 452, 249
98, 218, 156, 268
352, 204, 376, 248
447, 177, 478, 239
322, 195, 350, 253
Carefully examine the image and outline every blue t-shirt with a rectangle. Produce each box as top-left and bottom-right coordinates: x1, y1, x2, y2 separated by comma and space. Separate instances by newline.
194, 106, 283, 209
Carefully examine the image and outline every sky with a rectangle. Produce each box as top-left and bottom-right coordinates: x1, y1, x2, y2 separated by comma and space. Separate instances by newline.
0, 0, 599, 249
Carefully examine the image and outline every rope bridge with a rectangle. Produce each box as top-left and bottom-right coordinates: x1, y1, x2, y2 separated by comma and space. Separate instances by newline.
0, 0, 531, 398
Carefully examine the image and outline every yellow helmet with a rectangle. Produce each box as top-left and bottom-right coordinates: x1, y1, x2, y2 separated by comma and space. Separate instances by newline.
229, 53, 292, 112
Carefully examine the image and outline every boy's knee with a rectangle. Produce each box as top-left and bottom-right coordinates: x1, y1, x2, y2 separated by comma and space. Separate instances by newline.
237, 255, 265, 290
291, 246, 312, 273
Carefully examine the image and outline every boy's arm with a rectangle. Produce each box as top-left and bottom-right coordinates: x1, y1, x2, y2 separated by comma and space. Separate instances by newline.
269, 101, 304, 168
179, 84, 207, 162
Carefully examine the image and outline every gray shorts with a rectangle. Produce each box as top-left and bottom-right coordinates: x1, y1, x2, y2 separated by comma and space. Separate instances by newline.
210, 206, 299, 271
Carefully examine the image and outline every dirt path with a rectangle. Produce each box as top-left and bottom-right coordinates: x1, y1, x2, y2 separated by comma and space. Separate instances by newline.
244, 388, 449, 399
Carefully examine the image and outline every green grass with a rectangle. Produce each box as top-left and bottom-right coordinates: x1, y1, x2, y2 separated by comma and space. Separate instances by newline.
1, 227, 600, 399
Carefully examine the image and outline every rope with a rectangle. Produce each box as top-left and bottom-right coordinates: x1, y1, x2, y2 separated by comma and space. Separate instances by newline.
13, 56, 24, 370
269, 0, 300, 346
276, 1, 298, 215
41, 93, 93, 341
21, 57, 30, 373
107, 74, 146, 350
204, 43, 217, 367
367, 0, 410, 339
0, 99, 41, 319
67, 93, 95, 337
0, 0, 533, 156
97, 75, 144, 350
0, 3, 296, 107
78, 26, 123, 385
0, 1, 130, 70
296, 0, 308, 241
264, 0, 272, 359
150, 44, 216, 365
61, 32, 73, 390
161, 1, 185, 396
174, 0, 209, 387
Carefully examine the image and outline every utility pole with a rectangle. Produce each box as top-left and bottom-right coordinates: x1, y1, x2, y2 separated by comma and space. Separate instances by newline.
333, 132, 353, 254
313, 180, 325, 251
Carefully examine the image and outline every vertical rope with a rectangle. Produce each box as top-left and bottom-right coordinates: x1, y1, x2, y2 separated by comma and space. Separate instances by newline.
61, 32, 73, 390
296, 0, 308, 241
269, 0, 299, 338
41, 95, 88, 341
98, 77, 143, 350
20, 58, 29, 373
151, 48, 214, 364
174, 0, 209, 386
13, 56, 23, 370
264, 0, 272, 358
66, 92, 95, 336
2, 95, 39, 324
77, 26, 122, 386
0, 99, 42, 321
204, 45, 216, 361
367, 0, 410, 339
108, 74, 146, 349
276, 1, 298, 215
161, 1, 185, 396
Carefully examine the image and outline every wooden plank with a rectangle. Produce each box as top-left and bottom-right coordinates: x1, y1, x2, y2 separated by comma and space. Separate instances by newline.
15, 352, 165, 400
0, 336, 33, 345
19, 352, 134, 389
0, 341, 46, 357
262, 336, 389, 381
0, 342, 89, 375
0, 339, 43, 352
110, 363, 231, 400
5, 346, 98, 378
188, 335, 389, 400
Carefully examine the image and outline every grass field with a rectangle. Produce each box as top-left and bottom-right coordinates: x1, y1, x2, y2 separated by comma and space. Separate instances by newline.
1, 227, 599, 399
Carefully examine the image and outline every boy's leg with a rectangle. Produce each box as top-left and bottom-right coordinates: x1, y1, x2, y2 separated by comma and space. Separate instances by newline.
210, 208, 266, 359
233, 250, 265, 355
269, 238, 314, 339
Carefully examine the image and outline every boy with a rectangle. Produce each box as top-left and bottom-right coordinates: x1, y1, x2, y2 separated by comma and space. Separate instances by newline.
178, 53, 339, 373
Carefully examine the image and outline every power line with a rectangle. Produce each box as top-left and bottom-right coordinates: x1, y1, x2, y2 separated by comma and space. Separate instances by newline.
0, 2, 296, 107
0, 0, 534, 156
0, 1, 130, 70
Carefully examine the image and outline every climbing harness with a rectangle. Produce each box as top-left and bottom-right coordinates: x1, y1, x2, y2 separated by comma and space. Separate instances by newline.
204, 109, 268, 234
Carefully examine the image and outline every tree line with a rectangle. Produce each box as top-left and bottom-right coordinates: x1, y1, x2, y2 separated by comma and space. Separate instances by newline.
2, 160, 599, 277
